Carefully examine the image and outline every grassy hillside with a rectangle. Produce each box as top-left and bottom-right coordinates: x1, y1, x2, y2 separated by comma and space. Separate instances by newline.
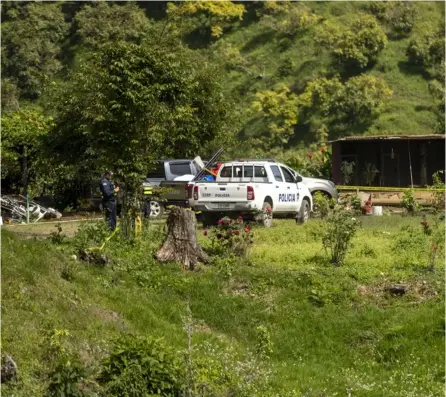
215, 1, 444, 142
2, 214, 444, 396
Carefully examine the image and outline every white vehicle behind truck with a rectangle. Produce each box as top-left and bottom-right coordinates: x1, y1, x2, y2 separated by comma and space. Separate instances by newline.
190, 160, 313, 227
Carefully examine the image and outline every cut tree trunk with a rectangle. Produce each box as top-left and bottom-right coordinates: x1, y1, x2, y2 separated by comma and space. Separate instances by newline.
157, 206, 209, 270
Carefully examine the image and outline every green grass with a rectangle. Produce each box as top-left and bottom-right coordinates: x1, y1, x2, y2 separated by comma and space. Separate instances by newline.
2, 214, 445, 396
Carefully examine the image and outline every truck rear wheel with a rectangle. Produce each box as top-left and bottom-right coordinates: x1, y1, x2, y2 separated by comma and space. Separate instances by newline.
257, 201, 273, 228
202, 213, 220, 228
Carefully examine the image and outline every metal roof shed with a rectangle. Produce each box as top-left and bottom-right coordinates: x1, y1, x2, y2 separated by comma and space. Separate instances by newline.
330, 134, 445, 187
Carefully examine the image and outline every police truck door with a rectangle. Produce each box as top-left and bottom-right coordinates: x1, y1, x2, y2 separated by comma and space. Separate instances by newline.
279, 166, 299, 212
269, 165, 287, 212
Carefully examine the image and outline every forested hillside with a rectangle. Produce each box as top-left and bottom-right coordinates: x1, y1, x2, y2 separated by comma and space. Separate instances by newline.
2, 1, 444, 205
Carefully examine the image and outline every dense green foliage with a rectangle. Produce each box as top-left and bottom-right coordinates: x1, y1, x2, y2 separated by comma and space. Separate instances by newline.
1, 1, 444, 198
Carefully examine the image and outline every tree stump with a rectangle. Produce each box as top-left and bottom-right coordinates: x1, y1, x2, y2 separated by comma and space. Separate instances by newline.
156, 206, 209, 270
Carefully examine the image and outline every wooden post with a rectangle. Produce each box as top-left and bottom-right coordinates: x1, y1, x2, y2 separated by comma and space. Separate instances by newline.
407, 141, 414, 188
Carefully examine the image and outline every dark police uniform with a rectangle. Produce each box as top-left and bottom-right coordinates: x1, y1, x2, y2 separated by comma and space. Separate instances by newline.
99, 177, 117, 231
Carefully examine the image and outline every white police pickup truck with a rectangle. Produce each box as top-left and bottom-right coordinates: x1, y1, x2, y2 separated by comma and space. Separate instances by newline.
190, 160, 313, 227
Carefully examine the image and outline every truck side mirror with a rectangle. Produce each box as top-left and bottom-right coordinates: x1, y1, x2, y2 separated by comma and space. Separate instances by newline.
295, 175, 303, 183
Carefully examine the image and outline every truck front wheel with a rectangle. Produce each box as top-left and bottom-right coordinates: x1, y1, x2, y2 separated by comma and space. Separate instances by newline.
296, 199, 310, 224
146, 200, 164, 219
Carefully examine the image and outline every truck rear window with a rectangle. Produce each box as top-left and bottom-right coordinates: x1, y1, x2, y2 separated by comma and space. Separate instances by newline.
219, 165, 267, 179
169, 162, 192, 176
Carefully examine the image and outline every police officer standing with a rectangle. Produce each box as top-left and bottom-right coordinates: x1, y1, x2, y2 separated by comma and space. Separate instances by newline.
99, 170, 119, 231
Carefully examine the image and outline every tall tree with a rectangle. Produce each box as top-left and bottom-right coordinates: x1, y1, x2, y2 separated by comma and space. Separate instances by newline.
49, 42, 236, 238
1, 109, 54, 195
1, 2, 69, 99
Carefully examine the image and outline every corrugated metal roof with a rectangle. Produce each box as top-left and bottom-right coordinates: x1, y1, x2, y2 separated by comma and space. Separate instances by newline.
329, 134, 445, 143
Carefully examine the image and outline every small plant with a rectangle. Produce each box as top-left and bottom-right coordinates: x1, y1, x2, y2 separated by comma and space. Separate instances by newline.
427, 170, 445, 212
350, 195, 362, 212
255, 325, 273, 359
99, 335, 183, 397
420, 219, 431, 236
204, 216, 253, 257
60, 262, 77, 282
46, 359, 87, 397
401, 189, 419, 214
360, 199, 373, 215
322, 209, 361, 266
340, 161, 355, 185
360, 244, 377, 258
49, 223, 67, 245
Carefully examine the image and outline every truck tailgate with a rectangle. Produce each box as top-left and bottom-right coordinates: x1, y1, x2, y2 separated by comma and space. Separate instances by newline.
195, 183, 248, 209
159, 181, 188, 201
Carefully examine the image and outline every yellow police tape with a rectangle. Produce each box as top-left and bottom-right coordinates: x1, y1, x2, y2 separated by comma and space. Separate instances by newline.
87, 225, 120, 252
135, 215, 142, 238
337, 185, 446, 192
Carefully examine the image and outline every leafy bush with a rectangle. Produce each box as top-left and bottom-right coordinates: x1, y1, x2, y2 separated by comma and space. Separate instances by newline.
277, 58, 294, 77
46, 359, 87, 397
407, 29, 445, 71
313, 191, 333, 219
251, 84, 299, 147
99, 335, 183, 397
401, 189, 419, 214
322, 209, 361, 266
72, 221, 111, 250
204, 216, 254, 257
299, 75, 392, 129
366, 1, 416, 36
350, 195, 362, 212
316, 14, 387, 68
260, 3, 320, 37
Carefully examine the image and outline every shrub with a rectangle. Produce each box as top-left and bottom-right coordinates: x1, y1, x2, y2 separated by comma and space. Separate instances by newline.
49, 223, 67, 245
316, 14, 387, 68
260, 3, 320, 37
72, 221, 110, 250
350, 195, 362, 212
401, 189, 419, 214
204, 216, 254, 257
277, 58, 294, 77
427, 170, 445, 211
46, 359, 87, 397
366, 1, 416, 36
99, 335, 183, 397
313, 191, 333, 218
322, 209, 361, 266
407, 30, 445, 69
